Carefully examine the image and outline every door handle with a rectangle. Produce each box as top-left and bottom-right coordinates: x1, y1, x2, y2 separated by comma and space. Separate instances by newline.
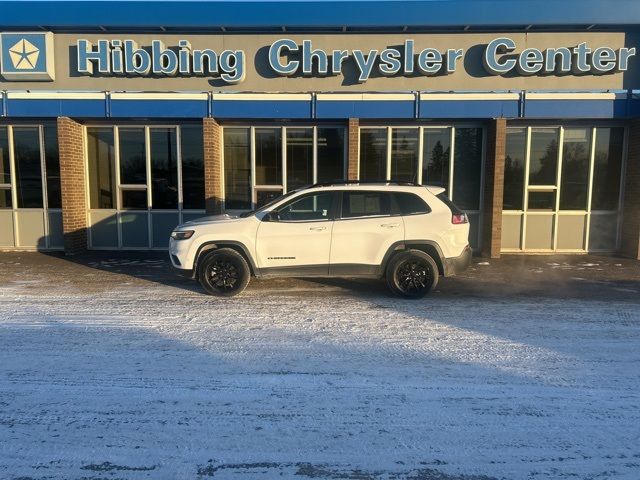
380, 223, 400, 228
309, 226, 327, 231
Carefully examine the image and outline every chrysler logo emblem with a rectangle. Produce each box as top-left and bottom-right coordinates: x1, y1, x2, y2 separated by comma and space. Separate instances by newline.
9, 38, 40, 70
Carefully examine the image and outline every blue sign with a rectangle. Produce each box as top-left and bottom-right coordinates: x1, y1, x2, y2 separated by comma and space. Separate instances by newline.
0, 32, 55, 81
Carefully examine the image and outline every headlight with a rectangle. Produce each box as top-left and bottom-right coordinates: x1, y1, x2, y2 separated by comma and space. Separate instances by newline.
171, 230, 195, 240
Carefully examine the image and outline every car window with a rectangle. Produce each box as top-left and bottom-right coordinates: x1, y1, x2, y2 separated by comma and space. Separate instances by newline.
341, 191, 391, 219
395, 192, 431, 215
277, 192, 334, 222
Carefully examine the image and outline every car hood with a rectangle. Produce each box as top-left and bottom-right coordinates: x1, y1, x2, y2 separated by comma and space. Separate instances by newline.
181, 214, 245, 226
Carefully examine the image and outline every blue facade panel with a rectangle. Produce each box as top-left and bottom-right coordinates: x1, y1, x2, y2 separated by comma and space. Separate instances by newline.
524, 99, 628, 119
212, 100, 311, 119
419, 100, 519, 119
110, 99, 208, 118
6, 99, 106, 117
316, 100, 414, 119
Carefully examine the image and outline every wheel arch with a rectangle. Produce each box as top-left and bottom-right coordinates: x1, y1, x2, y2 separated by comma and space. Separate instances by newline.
194, 241, 258, 277
381, 241, 446, 276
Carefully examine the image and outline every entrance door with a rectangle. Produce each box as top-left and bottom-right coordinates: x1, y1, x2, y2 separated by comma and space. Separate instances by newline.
255, 191, 336, 271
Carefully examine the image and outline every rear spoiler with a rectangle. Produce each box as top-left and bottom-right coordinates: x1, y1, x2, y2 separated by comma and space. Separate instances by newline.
424, 186, 446, 196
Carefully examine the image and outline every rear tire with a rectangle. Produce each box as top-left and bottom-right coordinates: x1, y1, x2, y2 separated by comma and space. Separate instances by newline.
385, 250, 439, 298
198, 248, 250, 297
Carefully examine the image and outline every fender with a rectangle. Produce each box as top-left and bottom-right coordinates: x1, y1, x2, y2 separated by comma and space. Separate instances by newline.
380, 240, 446, 276
193, 240, 261, 277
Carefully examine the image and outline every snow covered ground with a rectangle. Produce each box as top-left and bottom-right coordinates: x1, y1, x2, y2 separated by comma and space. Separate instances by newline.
0, 253, 639, 479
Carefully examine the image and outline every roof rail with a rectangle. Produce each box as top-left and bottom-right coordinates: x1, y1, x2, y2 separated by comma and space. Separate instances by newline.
310, 180, 423, 188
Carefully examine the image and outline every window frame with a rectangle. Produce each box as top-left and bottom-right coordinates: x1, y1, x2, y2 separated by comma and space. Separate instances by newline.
221, 124, 348, 213
84, 123, 205, 250
501, 123, 628, 253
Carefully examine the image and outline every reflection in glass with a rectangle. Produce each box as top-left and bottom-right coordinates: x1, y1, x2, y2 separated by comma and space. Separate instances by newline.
180, 125, 205, 210
13, 127, 43, 208
592, 127, 624, 211
503, 128, 526, 210
391, 128, 419, 182
528, 191, 556, 210
150, 128, 178, 209
0, 127, 10, 185
43, 125, 61, 209
255, 128, 282, 185
224, 128, 251, 209
529, 128, 559, 186
256, 189, 282, 207
87, 128, 116, 209
317, 128, 345, 183
453, 127, 483, 210
0, 188, 11, 208
359, 129, 387, 181
121, 189, 147, 209
286, 128, 313, 190
422, 128, 451, 191
278, 192, 333, 222
119, 128, 146, 185
560, 128, 591, 210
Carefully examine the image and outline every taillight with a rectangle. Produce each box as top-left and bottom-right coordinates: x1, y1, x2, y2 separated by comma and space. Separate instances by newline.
452, 213, 468, 224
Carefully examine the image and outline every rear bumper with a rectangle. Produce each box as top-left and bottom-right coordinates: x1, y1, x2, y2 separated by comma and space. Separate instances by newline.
443, 246, 472, 277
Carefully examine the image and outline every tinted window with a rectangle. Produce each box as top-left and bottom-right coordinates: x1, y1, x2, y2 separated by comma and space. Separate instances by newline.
317, 128, 345, 183
592, 127, 624, 211
87, 127, 116, 209
286, 128, 313, 190
359, 129, 387, 181
224, 128, 252, 210
43, 125, 61, 209
181, 125, 205, 209
453, 127, 483, 210
559, 127, 591, 210
503, 128, 526, 210
395, 192, 430, 215
342, 191, 391, 218
150, 128, 178, 209
13, 127, 43, 208
119, 128, 147, 185
278, 192, 333, 222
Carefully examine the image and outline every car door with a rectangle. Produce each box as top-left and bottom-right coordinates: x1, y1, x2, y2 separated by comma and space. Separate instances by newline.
329, 190, 405, 272
255, 191, 337, 272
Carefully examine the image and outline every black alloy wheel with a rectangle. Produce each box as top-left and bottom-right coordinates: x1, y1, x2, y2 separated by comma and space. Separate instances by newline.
198, 248, 251, 296
386, 250, 439, 298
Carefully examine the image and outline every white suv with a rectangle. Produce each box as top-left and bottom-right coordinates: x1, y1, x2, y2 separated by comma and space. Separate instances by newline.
169, 182, 471, 298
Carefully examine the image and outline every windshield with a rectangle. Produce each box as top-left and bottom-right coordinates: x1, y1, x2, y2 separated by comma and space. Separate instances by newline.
238, 190, 301, 218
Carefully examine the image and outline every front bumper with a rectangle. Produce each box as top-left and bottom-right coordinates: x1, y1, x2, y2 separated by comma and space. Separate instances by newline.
443, 245, 472, 277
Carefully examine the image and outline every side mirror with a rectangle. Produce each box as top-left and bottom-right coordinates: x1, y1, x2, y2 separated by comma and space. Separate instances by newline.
263, 211, 280, 222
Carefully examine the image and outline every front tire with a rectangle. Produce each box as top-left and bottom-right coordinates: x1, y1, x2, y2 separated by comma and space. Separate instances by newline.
198, 248, 250, 297
385, 250, 439, 298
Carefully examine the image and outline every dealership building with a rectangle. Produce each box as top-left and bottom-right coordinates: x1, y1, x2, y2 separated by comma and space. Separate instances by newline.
1, 0, 640, 259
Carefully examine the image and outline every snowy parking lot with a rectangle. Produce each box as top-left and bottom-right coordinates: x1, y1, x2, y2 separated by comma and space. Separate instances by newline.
0, 252, 639, 480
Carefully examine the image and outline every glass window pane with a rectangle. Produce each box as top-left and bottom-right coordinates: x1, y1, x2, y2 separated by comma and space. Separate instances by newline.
278, 192, 333, 222
592, 127, 624, 211
359, 129, 387, 181
317, 128, 345, 183
13, 127, 43, 208
87, 128, 116, 209
422, 128, 451, 192
286, 128, 313, 190
529, 128, 559, 186
121, 189, 147, 209
256, 189, 282, 207
560, 128, 591, 210
342, 191, 391, 218
528, 191, 556, 210
43, 125, 61, 209
395, 192, 430, 215
0, 188, 11, 208
453, 127, 483, 210
391, 128, 419, 182
181, 125, 205, 210
224, 128, 251, 210
0, 127, 10, 185
119, 128, 147, 185
255, 128, 282, 185
503, 128, 526, 210
150, 128, 178, 209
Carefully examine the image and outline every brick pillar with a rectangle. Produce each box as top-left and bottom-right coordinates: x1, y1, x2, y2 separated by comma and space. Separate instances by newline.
203, 118, 223, 215
347, 118, 359, 181
620, 119, 640, 259
57, 117, 88, 255
481, 118, 507, 258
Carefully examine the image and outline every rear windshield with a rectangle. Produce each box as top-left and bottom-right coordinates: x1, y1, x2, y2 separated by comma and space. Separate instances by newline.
436, 192, 463, 215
